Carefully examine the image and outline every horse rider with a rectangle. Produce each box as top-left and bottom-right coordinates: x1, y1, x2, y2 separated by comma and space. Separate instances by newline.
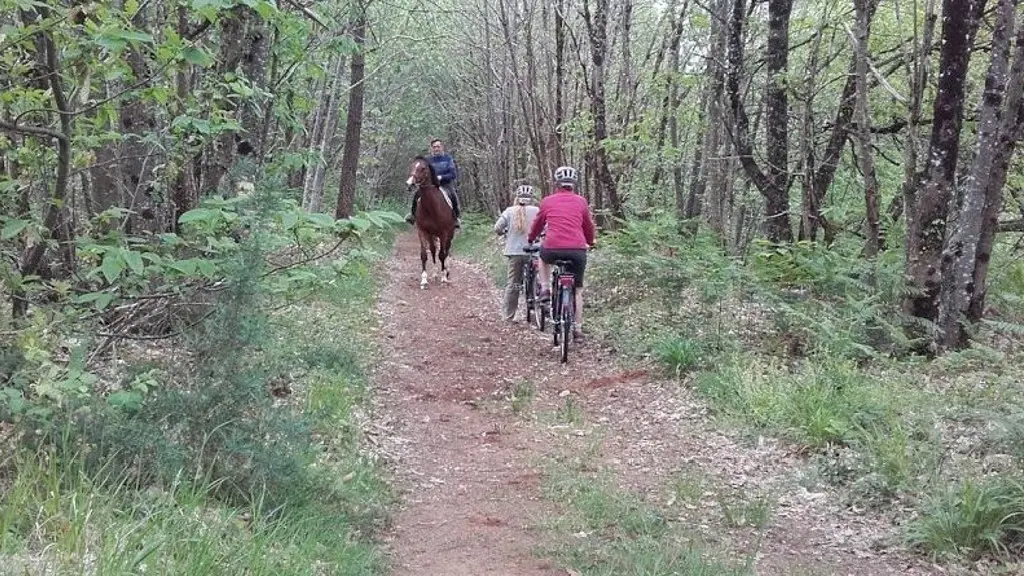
407, 138, 462, 229
527, 166, 596, 343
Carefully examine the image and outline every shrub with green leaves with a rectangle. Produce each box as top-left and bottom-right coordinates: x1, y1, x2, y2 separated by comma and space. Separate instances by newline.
0, 182, 400, 573
908, 477, 1024, 559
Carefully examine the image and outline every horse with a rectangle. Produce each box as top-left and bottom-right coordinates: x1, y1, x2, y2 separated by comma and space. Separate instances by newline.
407, 156, 456, 289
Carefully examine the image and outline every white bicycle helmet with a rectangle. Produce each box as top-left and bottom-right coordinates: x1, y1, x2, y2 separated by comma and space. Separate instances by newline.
515, 184, 535, 203
553, 165, 578, 185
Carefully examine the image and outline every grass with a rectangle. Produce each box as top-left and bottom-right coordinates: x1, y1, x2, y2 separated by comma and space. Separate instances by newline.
540, 463, 750, 576
451, 213, 505, 286
653, 336, 704, 376
557, 396, 585, 426
454, 213, 1024, 565
717, 490, 775, 530
509, 378, 536, 416
907, 476, 1024, 559
0, 234, 395, 575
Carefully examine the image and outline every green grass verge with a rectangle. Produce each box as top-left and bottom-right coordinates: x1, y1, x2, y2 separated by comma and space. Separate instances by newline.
452, 213, 507, 287
454, 212, 1024, 564
0, 235, 395, 575
539, 462, 750, 576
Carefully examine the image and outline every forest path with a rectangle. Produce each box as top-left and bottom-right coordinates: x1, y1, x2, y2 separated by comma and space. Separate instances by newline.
376, 230, 935, 576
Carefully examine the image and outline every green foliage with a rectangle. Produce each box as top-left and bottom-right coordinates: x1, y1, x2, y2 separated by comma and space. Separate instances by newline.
653, 336, 704, 376
509, 378, 536, 416
0, 183, 398, 573
451, 213, 505, 286
541, 464, 748, 576
908, 477, 1024, 559
717, 490, 775, 529
557, 396, 584, 426
696, 356, 887, 448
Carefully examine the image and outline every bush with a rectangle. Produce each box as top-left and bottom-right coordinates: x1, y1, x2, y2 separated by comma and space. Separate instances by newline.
0, 182, 400, 573
908, 476, 1024, 559
653, 336, 704, 376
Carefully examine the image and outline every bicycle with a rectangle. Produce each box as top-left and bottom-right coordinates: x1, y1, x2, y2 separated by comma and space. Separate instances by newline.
522, 245, 546, 331
548, 259, 577, 363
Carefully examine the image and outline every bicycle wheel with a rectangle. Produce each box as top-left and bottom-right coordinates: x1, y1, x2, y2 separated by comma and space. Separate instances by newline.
524, 262, 534, 325
559, 288, 573, 363
533, 288, 546, 332
551, 284, 561, 346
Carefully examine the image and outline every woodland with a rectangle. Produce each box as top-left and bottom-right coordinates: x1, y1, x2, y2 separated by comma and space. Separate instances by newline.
2, 0, 1024, 573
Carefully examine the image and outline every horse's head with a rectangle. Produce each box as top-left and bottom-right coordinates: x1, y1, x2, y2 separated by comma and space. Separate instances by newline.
407, 156, 439, 189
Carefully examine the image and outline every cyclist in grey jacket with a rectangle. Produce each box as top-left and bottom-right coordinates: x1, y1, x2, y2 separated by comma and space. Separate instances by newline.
494, 184, 540, 321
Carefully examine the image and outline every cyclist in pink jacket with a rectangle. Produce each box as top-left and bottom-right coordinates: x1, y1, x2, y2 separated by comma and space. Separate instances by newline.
527, 166, 596, 341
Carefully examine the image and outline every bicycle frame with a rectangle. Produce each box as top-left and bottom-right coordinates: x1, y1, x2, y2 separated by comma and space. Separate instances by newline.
549, 263, 576, 338
522, 253, 540, 305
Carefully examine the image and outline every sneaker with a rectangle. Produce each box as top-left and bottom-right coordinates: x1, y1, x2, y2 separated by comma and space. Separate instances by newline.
405, 214, 415, 225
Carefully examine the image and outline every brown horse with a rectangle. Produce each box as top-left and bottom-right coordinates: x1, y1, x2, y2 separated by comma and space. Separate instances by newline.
407, 156, 455, 289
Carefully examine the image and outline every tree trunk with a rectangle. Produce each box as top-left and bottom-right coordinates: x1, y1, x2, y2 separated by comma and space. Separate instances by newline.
554, 0, 567, 166
898, 0, 937, 238
798, 24, 824, 242
763, 0, 795, 243
12, 16, 74, 317
805, 0, 879, 243
725, 0, 793, 243
201, 6, 264, 196
938, 0, 1023, 347
171, 4, 199, 230
852, 0, 882, 257
335, 10, 368, 220
583, 0, 623, 224
303, 56, 346, 212
904, 0, 987, 327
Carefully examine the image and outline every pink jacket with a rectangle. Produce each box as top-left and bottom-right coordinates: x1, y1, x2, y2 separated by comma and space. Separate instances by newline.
527, 188, 596, 249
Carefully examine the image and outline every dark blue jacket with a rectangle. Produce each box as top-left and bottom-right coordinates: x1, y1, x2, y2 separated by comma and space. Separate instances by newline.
429, 153, 459, 187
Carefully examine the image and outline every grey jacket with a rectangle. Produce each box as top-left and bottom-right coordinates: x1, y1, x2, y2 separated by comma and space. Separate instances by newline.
494, 205, 540, 256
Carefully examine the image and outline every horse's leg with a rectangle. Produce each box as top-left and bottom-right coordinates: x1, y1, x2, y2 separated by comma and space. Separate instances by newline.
418, 228, 429, 289
440, 232, 452, 284
429, 235, 439, 280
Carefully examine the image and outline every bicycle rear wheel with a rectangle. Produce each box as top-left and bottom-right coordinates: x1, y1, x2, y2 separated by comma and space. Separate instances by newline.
559, 289, 573, 363
534, 292, 546, 332
524, 262, 534, 325
551, 285, 561, 346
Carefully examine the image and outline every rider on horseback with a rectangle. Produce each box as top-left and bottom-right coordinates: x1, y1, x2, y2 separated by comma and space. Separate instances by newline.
407, 138, 462, 229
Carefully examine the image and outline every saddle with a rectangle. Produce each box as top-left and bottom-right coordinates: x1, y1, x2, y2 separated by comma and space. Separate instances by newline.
438, 185, 453, 210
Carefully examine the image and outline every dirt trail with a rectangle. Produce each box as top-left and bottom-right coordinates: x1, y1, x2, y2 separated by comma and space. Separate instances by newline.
375, 231, 939, 575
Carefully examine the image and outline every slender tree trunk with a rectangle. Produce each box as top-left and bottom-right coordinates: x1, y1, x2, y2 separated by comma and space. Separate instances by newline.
303, 56, 346, 212
898, 0, 937, 238
12, 17, 74, 317
763, 0, 795, 242
798, 24, 824, 242
554, 0, 567, 165
938, 0, 1022, 347
583, 0, 623, 224
852, 0, 882, 257
652, 0, 688, 189
336, 9, 368, 220
904, 0, 987, 327
725, 0, 794, 243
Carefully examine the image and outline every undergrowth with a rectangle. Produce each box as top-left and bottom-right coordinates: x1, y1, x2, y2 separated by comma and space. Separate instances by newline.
0, 185, 399, 574
540, 460, 749, 576
456, 211, 1024, 565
